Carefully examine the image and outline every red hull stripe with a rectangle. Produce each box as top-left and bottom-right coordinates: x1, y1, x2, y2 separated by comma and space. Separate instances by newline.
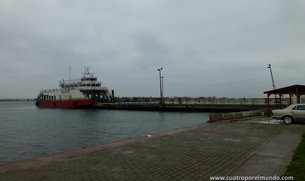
36, 100, 95, 108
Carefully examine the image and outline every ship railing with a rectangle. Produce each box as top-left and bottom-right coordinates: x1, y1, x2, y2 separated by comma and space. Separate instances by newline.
161, 97, 292, 105
79, 86, 108, 90
60, 78, 81, 83
60, 81, 102, 86
112, 100, 155, 105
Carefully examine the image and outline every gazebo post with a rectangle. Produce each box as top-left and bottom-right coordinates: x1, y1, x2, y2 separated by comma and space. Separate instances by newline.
296, 94, 301, 104
279, 94, 282, 108
267, 94, 270, 116
296, 86, 300, 103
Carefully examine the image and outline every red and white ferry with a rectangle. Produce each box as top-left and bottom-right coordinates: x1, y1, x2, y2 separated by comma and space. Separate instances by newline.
36, 67, 111, 108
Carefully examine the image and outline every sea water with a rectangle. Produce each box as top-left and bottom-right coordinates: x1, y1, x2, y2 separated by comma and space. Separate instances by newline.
0, 101, 211, 164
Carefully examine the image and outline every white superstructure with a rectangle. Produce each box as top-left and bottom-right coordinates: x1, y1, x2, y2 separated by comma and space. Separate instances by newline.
37, 67, 111, 102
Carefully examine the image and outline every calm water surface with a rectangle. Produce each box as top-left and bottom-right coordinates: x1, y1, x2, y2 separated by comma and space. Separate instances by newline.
0, 101, 211, 164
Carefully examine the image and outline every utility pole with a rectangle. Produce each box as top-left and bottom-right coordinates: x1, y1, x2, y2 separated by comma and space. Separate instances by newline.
157, 68, 163, 104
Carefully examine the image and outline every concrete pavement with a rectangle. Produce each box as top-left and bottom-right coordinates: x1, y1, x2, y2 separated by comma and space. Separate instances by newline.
0, 116, 304, 180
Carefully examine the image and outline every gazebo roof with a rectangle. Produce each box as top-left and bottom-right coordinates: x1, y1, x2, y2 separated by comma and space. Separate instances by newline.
264, 84, 305, 95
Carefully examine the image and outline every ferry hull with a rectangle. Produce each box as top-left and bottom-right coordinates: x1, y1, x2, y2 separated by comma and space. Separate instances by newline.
36, 100, 95, 108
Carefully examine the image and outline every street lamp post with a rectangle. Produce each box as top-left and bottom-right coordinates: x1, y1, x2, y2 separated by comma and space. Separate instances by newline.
157, 68, 163, 104
161, 76, 164, 97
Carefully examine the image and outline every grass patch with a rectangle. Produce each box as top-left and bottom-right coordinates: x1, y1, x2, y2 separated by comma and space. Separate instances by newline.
282, 132, 305, 180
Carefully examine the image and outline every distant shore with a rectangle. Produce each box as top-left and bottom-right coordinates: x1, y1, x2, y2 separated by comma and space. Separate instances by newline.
0, 99, 35, 101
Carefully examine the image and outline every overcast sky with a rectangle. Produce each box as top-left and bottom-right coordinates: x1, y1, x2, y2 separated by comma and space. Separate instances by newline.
1, 0, 305, 99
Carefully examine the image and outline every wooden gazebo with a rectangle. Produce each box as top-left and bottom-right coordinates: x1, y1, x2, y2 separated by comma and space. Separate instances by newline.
264, 84, 305, 116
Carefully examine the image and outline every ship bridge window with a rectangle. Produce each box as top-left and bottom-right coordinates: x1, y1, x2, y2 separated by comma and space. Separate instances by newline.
81, 78, 97, 81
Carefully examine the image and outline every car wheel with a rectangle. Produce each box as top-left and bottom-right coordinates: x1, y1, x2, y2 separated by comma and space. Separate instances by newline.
283, 116, 294, 124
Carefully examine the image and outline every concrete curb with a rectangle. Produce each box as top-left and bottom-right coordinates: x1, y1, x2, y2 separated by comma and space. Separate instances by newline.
209, 110, 261, 122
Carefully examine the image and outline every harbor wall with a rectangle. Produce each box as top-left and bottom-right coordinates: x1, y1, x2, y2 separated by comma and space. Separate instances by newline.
31, 94, 296, 114
118, 97, 298, 105
95, 97, 290, 113
94, 103, 277, 113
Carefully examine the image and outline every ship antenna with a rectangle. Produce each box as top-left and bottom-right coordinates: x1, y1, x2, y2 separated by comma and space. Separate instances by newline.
62, 79, 65, 88
69, 67, 71, 84
83, 66, 93, 77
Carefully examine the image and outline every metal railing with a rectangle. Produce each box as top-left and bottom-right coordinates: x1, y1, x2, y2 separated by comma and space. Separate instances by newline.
113, 97, 301, 105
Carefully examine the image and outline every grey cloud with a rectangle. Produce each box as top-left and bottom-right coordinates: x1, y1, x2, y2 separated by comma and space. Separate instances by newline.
1, 0, 305, 99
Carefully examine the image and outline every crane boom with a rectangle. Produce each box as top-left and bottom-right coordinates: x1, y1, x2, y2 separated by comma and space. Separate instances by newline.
268, 64, 276, 89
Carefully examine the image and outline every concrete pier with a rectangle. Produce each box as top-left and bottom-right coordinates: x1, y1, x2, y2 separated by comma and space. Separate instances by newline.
94, 103, 278, 112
